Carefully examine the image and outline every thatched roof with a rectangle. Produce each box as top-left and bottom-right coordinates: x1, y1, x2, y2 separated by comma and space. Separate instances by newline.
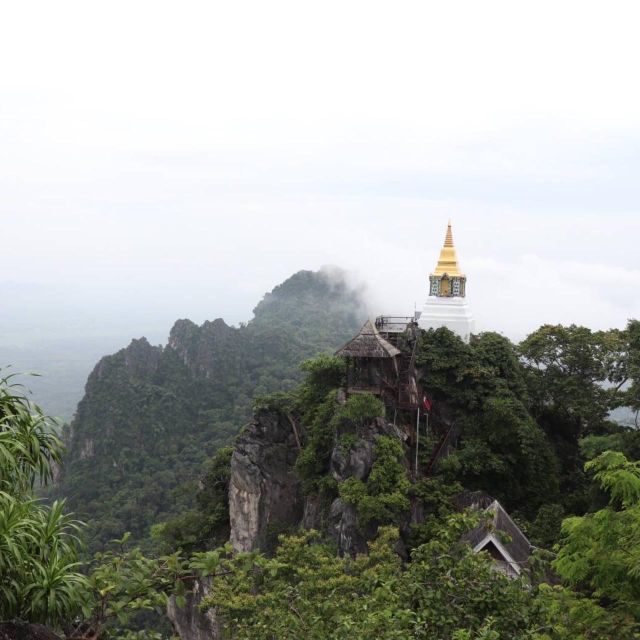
335, 320, 401, 359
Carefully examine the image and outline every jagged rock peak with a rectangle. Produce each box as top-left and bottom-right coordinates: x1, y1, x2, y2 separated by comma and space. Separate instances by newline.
122, 337, 162, 378
168, 317, 238, 377
89, 336, 161, 383
169, 317, 232, 348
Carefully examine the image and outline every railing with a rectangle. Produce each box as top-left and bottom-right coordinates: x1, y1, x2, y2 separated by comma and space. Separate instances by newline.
375, 316, 416, 333
425, 424, 458, 475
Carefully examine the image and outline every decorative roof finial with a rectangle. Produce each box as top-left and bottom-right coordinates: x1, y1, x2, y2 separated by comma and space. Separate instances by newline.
433, 220, 463, 277
444, 220, 454, 248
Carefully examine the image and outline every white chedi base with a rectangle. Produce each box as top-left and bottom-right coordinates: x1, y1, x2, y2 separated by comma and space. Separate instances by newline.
417, 296, 475, 343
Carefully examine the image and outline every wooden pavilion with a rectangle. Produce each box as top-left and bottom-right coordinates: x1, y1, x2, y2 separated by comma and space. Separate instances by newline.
335, 320, 419, 409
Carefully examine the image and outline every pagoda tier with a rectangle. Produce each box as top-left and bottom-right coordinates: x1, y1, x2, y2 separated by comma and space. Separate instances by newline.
418, 221, 474, 343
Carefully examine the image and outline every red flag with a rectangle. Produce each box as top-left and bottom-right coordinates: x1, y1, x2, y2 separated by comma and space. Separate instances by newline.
422, 395, 432, 412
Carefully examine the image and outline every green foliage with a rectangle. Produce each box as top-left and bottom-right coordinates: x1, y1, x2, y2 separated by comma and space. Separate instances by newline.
519, 324, 628, 435
518, 323, 640, 516
418, 330, 529, 411
417, 329, 560, 515
417, 328, 480, 410
199, 516, 589, 640
532, 583, 637, 639
408, 477, 463, 547
581, 431, 640, 462
554, 451, 640, 624
153, 446, 233, 554
84, 534, 186, 638
626, 319, 640, 418
55, 270, 363, 552
296, 355, 346, 422
453, 394, 559, 514
0, 373, 87, 627
295, 390, 340, 493
338, 432, 358, 454
335, 392, 385, 430
296, 389, 384, 496
252, 390, 296, 414
528, 503, 565, 548
0, 376, 62, 494
339, 436, 410, 527
0, 495, 86, 626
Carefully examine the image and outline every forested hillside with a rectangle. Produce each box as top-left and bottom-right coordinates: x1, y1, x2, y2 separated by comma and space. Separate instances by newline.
55, 269, 366, 550
159, 321, 640, 639
5, 315, 640, 638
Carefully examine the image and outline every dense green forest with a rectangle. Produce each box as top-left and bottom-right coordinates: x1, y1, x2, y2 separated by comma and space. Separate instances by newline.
54, 269, 366, 550
5, 266, 640, 638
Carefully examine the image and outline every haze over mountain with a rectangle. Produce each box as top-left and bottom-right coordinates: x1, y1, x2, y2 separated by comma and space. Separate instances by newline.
54, 268, 366, 550
4, 211, 639, 420
4, 4, 640, 419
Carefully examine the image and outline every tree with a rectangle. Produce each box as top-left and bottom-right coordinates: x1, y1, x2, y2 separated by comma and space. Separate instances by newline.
448, 394, 559, 514
625, 319, 640, 425
151, 446, 233, 554
199, 517, 543, 640
554, 450, 640, 624
339, 435, 410, 528
417, 328, 560, 515
519, 324, 628, 435
0, 374, 86, 627
196, 512, 630, 640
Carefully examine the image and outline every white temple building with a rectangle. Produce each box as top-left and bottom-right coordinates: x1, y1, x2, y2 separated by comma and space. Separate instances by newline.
417, 221, 474, 343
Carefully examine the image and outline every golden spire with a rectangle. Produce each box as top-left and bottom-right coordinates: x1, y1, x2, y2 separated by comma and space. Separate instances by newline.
432, 220, 463, 277
443, 219, 454, 247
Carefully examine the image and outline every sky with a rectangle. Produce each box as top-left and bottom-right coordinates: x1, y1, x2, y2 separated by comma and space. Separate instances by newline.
2, 0, 640, 352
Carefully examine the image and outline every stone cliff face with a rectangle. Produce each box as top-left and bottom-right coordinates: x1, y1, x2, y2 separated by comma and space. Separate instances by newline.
228, 411, 409, 555
66, 336, 164, 461
229, 410, 303, 552
327, 417, 408, 556
172, 404, 415, 639
167, 577, 220, 640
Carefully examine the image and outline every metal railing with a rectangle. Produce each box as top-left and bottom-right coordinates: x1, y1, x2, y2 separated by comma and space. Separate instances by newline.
374, 315, 416, 333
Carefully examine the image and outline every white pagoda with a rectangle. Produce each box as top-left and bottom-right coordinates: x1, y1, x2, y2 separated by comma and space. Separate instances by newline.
417, 221, 474, 343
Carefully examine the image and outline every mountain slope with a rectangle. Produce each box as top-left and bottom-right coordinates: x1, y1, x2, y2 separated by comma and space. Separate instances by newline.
56, 269, 366, 549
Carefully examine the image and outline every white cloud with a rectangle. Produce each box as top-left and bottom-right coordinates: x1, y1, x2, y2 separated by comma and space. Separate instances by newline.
1, 2, 640, 345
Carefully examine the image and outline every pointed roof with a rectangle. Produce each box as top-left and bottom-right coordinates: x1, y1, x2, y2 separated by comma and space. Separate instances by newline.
335, 320, 401, 358
432, 220, 463, 277
457, 492, 532, 573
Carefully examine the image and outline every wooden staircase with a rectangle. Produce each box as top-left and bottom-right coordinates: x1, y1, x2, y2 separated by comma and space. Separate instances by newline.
424, 423, 457, 476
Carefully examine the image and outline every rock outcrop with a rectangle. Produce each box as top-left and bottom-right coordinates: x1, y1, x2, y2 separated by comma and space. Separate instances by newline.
229, 409, 303, 551
327, 417, 408, 556
168, 318, 240, 379
57, 267, 366, 554
175, 410, 413, 639
167, 577, 220, 640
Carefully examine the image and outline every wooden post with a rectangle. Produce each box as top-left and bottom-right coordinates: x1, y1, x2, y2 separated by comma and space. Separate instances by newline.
415, 407, 420, 478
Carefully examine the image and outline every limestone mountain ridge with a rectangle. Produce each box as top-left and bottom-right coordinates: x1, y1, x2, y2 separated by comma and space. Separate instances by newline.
56, 268, 367, 550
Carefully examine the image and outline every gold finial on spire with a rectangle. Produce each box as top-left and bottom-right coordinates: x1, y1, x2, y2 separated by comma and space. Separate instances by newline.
432, 220, 463, 277
443, 220, 454, 247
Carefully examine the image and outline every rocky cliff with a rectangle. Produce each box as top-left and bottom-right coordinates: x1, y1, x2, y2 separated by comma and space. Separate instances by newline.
229, 410, 303, 552
56, 268, 366, 551
228, 410, 410, 555
170, 400, 417, 638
